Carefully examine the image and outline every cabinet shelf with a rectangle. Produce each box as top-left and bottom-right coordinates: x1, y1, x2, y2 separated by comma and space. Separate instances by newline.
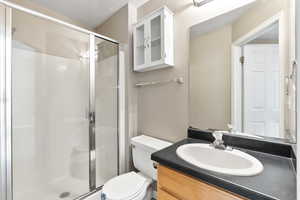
151, 36, 161, 42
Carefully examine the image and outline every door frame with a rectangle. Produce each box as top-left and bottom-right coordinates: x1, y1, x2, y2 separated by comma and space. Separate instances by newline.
231, 12, 285, 137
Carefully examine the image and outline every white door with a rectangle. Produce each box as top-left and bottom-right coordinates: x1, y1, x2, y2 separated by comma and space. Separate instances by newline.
243, 44, 280, 137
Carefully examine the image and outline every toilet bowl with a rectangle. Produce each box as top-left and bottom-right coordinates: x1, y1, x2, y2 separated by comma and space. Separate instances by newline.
101, 135, 172, 200
102, 172, 152, 200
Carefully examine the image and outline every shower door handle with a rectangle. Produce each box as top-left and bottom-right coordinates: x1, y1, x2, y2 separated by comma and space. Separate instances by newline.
89, 111, 95, 124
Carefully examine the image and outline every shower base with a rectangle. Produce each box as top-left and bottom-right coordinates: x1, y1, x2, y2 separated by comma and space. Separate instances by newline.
14, 176, 104, 200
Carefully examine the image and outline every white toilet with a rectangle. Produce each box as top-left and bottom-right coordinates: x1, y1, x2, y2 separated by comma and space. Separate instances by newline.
101, 135, 172, 200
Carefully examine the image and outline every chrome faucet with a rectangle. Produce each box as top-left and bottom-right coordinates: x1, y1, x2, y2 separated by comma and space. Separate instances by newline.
211, 131, 227, 150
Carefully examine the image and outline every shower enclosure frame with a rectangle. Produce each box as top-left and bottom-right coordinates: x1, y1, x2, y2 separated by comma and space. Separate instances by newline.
0, 1, 121, 200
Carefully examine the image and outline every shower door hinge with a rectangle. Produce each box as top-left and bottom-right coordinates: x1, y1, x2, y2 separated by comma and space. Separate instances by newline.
240, 56, 245, 65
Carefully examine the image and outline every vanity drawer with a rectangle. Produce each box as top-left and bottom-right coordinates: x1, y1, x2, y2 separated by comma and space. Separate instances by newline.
157, 165, 246, 200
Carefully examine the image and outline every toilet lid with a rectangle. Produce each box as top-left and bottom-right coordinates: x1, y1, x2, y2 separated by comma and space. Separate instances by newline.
102, 172, 147, 200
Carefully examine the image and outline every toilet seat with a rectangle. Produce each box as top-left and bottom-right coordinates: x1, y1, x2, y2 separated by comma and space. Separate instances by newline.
102, 172, 152, 200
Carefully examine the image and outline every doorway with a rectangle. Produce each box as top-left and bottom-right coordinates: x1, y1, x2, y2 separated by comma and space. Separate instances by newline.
231, 13, 287, 139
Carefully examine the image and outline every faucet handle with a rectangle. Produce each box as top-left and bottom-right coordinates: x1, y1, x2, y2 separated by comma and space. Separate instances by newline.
228, 124, 236, 132
212, 131, 224, 141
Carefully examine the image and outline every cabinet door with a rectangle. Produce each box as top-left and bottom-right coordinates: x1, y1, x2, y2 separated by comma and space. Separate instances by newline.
134, 22, 147, 69
149, 11, 164, 65
158, 165, 246, 200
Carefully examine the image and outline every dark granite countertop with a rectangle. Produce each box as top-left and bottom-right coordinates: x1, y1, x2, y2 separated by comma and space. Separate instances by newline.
151, 138, 296, 200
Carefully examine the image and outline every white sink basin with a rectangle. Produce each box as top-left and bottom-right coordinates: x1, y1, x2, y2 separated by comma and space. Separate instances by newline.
176, 143, 263, 176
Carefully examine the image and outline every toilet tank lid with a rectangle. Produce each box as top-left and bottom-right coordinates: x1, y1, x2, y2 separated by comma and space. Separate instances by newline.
131, 135, 172, 152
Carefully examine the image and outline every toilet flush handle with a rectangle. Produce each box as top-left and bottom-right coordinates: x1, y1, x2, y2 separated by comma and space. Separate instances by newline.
153, 162, 158, 169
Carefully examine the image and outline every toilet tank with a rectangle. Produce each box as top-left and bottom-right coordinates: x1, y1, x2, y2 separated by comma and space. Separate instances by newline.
131, 135, 172, 180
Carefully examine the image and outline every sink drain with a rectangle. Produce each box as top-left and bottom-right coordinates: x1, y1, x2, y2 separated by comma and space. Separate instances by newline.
59, 192, 70, 198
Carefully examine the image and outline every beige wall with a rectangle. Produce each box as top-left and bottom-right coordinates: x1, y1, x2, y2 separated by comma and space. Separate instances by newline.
232, 0, 288, 41
189, 25, 232, 131
137, 0, 294, 142
12, 8, 89, 60
189, 0, 292, 138
7, 0, 295, 148
95, 0, 293, 143
8, 0, 89, 29
7, 0, 92, 60
95, 5, 129, 43
136, 0, 254, 142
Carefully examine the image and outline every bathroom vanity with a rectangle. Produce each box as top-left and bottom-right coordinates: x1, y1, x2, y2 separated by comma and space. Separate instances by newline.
152, 129, 296, 200
173, 1, 298, 198
157, 165, 245, 200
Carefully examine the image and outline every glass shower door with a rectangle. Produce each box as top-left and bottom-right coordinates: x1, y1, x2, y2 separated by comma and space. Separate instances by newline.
95, 37, 119, 187
11, 9, 90, 200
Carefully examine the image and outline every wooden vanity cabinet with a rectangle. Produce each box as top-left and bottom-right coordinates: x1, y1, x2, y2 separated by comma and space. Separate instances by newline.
157, 165, 246, 200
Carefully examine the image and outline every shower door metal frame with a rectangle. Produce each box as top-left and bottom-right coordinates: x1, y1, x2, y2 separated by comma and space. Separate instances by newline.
0, 1, 121, 200
0, 5, 12, 200
89, 34, 97, 191
0, 4, 5, 200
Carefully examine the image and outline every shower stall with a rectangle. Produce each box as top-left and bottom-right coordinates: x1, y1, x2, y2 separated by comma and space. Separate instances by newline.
0, 1, 121, 200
